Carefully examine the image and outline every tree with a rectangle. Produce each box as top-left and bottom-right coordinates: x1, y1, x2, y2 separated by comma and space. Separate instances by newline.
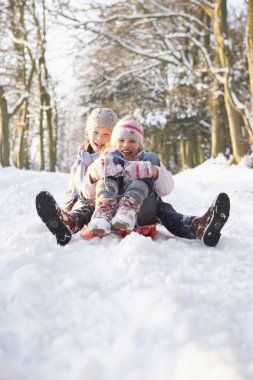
0, 0, 58, 171
247, 0, 253, 118
60, 0, 253, 166
59, 0, 214, 170
31, 0, 55, 171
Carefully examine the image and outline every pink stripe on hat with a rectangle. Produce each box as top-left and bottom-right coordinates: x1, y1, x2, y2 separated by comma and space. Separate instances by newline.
121, 124, 144, 137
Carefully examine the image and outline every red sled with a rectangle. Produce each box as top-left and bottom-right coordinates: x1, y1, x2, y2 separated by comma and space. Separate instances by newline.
80, 224, 157, 240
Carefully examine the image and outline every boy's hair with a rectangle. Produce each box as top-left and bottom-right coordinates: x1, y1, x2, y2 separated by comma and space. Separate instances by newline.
111, 116, 144, 149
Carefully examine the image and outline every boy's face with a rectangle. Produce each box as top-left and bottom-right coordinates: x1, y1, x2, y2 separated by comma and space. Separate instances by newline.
89, 127, 112, 152
115, 137, 140, 160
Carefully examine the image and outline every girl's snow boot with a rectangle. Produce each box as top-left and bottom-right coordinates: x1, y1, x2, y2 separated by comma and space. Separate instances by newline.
111, 196, 139, 232
88, 197, 116, 235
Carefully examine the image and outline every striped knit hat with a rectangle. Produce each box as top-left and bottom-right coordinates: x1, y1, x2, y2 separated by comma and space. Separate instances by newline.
111, 116, 144, 148
86, 108, 117, 131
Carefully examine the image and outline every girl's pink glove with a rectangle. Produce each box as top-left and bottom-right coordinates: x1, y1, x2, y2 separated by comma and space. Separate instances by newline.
88, 157, 123, 181
124, 161, 153, 180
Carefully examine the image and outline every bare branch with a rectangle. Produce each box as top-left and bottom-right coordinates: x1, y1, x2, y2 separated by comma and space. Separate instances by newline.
9, 92, 29, 117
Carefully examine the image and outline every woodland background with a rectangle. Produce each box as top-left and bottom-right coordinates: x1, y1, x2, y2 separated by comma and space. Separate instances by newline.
0, 0, 252, 174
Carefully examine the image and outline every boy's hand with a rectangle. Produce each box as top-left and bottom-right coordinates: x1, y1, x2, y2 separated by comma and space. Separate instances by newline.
124, 161, 153, 180
88, 157, 123, 183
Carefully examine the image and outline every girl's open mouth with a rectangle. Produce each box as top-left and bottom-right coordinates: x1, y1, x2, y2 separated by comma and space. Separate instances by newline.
121, 150, 132, 158
94, 143, 104, 150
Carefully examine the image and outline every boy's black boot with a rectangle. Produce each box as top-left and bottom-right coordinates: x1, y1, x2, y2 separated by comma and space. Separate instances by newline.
36, 191, 76, 246
191, 193, 230, 247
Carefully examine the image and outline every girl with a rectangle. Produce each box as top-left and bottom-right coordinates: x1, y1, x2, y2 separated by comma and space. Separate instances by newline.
35, 107, 119, 245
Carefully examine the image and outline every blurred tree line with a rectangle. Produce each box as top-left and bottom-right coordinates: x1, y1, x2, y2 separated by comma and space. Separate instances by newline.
0, 0, 252, 173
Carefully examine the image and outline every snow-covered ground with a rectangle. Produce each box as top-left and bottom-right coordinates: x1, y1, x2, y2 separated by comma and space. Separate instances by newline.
0, 157, 253, 380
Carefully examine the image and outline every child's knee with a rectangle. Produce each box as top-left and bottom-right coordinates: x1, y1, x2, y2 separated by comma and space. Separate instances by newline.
96, 178, 118, 198
126, 180, 149, 203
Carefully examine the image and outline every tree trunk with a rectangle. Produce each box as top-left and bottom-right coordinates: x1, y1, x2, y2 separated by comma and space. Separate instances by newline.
247, 0, 253, 117
17, 100, 29, 169
39, 105, 45, 171
53, 100, 58, 169
17, 123, 26, 169
180, 139, 187, 170
210, 82, 227, 157
44, 91, 55, 171
203, 9, 227, 159
172, 141, 178, 168
0, 87, 10, 167
197, 133, 205, 164
213, 0, 248, 163
186, 134, 195, 168
224, 89, 247, 161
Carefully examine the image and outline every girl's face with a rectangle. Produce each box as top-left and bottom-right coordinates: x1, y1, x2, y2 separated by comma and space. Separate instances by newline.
115, 137, 141, 160
89, 127, 112, 152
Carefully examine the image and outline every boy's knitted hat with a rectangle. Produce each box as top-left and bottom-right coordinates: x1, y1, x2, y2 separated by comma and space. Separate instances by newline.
86, 108, 117, 130
111, 116, 144, 148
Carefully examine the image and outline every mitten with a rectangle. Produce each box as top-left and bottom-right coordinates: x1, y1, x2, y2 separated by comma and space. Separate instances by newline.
88, 157, 123, 182
104, 155, 123, 177
124, 161, 153, 180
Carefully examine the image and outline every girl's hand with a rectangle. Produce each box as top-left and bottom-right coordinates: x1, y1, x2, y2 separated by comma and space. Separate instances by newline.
124, 161, 154, 180
88, 157, 123, 183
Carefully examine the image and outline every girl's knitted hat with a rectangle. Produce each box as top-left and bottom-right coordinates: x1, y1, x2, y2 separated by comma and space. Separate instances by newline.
111, 116, 144, 148
86, 108, 117, 130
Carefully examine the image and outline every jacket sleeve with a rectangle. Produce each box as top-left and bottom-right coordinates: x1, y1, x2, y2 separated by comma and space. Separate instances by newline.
154, 164, 174, 197
81, 149, 116, 200
66, 146, 99, 199
80, 164, 97, 200
66, 161, 78, 194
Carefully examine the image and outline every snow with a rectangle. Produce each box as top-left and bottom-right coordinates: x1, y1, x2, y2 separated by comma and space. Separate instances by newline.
1, 157, 253, 380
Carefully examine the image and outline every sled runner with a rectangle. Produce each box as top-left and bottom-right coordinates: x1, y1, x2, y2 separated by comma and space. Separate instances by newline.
80, 223, 157, 240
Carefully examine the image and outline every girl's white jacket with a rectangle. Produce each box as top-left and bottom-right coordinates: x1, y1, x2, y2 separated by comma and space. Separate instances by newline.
81, 155, 174, 200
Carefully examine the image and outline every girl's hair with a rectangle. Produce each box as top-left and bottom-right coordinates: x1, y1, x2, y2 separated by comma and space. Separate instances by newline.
84, 131, 95, 153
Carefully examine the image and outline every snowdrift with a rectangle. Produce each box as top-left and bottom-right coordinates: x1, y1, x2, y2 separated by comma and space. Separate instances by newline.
0, 157, 253, 380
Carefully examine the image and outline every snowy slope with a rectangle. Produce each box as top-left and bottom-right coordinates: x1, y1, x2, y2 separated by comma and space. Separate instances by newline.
0, 158, 253, 380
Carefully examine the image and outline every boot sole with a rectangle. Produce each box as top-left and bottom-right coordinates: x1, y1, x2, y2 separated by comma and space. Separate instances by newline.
36, 191, 72, 246
89, 228, 109, 236
112, 221, 132, 232
202, 193, 230, 247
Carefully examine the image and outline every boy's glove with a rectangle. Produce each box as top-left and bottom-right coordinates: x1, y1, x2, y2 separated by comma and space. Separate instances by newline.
88, 157, 123, 182
124, 161, 153, 180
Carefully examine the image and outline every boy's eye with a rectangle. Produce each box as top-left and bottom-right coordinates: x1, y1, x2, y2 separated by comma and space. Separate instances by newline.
93, 131, 99, 135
